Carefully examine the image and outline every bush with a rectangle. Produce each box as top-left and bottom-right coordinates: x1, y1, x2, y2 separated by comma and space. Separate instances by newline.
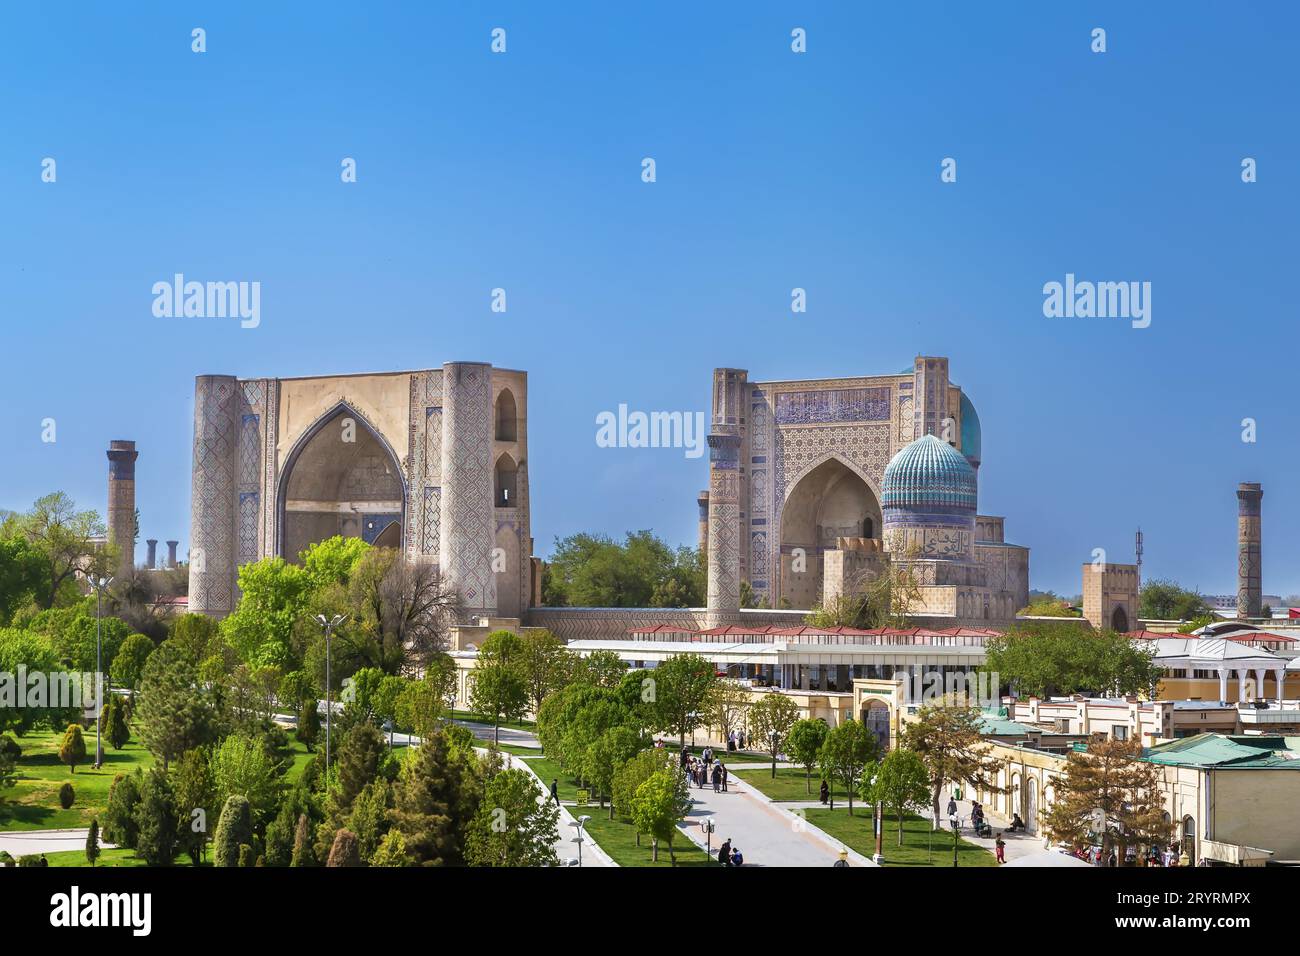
103, 772, 142, 849
58, 782, 75, 809
0, 734, 21, 762
58, 723, 87, 773
213, 795, 253, 867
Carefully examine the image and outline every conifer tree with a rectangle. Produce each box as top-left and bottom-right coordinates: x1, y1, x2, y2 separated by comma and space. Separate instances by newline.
85, 819, 100, 867
290, 812, 316, 867
391, 730, 474, 865
58, 723, 86, 773
213, 794, 253, 867
326, 828, 362, 867
134, 766, 179, 865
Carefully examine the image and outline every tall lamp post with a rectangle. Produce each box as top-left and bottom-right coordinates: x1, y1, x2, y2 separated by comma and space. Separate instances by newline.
314, 614, 346, 770
949, 812, 960, 868
84, 573, 113, 769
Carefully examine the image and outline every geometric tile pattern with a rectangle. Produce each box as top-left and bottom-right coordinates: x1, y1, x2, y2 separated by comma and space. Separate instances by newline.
774, 387, 890, 425
189, 376, 239, 615
439, 363, 495, 616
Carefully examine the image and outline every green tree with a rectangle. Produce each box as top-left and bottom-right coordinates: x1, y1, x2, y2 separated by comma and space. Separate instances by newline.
786, 718, 830, 794
650, 653, 717, 747
103, 771, 142, 849
861, 748, 931, 846
465, 768, 560, 866
0, 628, 77, 735
85, 818, 100, 867
370, 829, 410, 867
705, 680, 751, 748
818, 719, 877, 814
110, 633, 155, 690
58, 723, 86, 774
346, 779, 392, 863
220, 557, 314, 669
579, 649, 629, 689
213, 795, 253, 867
172, 748, 216, 866
0, 534, 50, 624
134, 642, 219, 771
746, 692, 801, 778
630, 769, 691, 863
102, 692, 130, 751
16, 492, 105, 609
0, 738, 17, 801
902, 695, 1004, 826
391, 729, 476, 866
134, 766, 178, 865
517, 629, 574, 717
544, 531, 703, 607
610, 748, 666, 843
1140, 579, 1212, 622
301, 535, 371, 592
983, 621, 1160, 698
211, 733, 283, 830
585, 725, 646, 816
469, 630, 529, 745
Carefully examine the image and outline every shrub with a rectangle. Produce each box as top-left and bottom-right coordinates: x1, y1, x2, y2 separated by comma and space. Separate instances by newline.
58, 782, 75, 809
58, 723, 87, 773
213, 795, 253, 867
103, 772, 142, 849
326, 829, 362, 867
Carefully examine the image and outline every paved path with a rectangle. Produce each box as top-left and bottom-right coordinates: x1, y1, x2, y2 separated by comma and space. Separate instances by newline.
454, 719, 540, 750
502, 751, 613, 867
0, 828, 112, 858
676, 771, 875, 867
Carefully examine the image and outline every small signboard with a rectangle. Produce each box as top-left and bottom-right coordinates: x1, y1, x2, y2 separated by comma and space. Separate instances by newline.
575, 788, 590, 806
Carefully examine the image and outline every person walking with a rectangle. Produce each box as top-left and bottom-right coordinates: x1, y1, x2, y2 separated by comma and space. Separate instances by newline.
833, 850, 850, 868
721, 763, 729, 793
550, 779, 560, 806
819, 779, 829, 805
995, 833, 1006, 864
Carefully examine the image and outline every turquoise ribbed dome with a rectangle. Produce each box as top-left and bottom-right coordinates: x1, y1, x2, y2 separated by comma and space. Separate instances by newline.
881, 434, 978, 512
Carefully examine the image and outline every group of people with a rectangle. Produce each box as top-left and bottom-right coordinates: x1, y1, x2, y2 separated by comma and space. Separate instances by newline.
725, 729, 747, 751
715, 838, 744, 866
681, 746, 729, 792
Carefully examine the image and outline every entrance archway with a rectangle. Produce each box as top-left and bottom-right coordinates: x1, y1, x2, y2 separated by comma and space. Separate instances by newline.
779, 457, 880, 609
1111, 606, 1129, 632
862, 700, 891, 753
279, 405, 405, 560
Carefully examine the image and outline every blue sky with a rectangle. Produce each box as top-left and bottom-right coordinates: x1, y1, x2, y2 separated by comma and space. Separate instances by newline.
1, 2, 1296, 597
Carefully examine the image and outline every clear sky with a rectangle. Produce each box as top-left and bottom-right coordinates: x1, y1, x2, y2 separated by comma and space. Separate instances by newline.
1, 2, 1296, 597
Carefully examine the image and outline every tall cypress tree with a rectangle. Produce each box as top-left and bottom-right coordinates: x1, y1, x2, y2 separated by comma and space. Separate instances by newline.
213, 795, 253, 867
392, 730, 474, 866
134, 766, 179, 865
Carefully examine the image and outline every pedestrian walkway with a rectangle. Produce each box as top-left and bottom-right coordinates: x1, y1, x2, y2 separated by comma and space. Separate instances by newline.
0, 828, 110, 858
676, 769, 874, 867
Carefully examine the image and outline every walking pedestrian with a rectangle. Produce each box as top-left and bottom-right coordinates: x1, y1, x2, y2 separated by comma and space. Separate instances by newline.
995, 833, 1006, 864
550, 779, 560, 806
721, 764, 729, 793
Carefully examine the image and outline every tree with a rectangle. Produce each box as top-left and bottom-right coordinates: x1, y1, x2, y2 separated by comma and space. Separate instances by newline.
58, 723, 86, 773
297, 696, 321, 752
211, 733, 283, 830
584, 725, 645, 816
332, 723, 386, 818
469, 631, 529, 745
0, 534, 49, 625
746, 692, 801, 778
517, 630, 574, 716
631, 769, 691, 863
465, 768, 560, 866
611, 748, 668, 844
1140, 579, 1212, 622
370, 829, 410, 867
0, 628, 76, 735
650, 653, 717, 746
705, 680, 750, 748
85, 818, 100, 867
786, 718, 830, 794
59, 781, 75, 809
579, 649, 628, 689
346, 779, 392, 863
983, 622, 1161, 698
173, 748, 216, 866
213, 795, 253, 867
17, 492, 105, 609
392, 729, 476, 866
291, 813, 316, 867
103, 772, 142, 849
220, 557, 314, 670
327, 828, 363, 867
818, 719, 877, 814
861, 748, 930, 846
544, 531, 703, 607
134, 766, 178, 866
902, 695, 1004, 826
134, 643, 219, 771
0, 738, 16, 802
1044, 737, 1171, 866
111, 633, 155, 690
396, 662, 454, 742
102, 692, 130, 751
345, 547, 458, 673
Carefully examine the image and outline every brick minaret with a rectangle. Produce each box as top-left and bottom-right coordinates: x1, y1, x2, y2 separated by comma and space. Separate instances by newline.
166, 540, 179, 568
106, 440, 139, 574
1237, 482, 1263, 619
145, 539, 158, 569
696, 490, 710, 562
705, 368, 746, 626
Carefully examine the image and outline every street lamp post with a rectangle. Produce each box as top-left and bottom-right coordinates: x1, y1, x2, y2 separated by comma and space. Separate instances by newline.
949, 813, 960, 868
314, 614, 346, 770
569, 815, 591, 867
84, 574, 113, 769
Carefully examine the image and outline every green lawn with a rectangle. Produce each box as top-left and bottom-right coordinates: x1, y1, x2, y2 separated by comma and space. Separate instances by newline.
519, 755, 715, 867
39, 847, 206, 868
803, 809, 997, 867
731, 766, 858, 804
0, 728, 156, 831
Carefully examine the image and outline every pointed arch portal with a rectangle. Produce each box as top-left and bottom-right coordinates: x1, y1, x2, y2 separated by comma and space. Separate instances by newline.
278, 404, 406, 560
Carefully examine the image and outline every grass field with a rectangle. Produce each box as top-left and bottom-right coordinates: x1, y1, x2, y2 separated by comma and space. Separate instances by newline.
803, 809, 997, 867
730, 766, 858, 804
0, 728, 156, 831
38, 847, 206, 868
450, 710, 535, 731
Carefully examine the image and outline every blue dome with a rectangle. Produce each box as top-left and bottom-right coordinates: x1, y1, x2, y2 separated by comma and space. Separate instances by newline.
959, 392, 981, 467
881, 434, 978, 512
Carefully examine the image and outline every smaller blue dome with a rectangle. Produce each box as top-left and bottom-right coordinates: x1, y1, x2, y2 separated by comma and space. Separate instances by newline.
882, 434, 978, 512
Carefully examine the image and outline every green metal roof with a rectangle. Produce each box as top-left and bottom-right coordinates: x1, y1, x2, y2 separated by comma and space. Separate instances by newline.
1142, 734, 1300, 770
